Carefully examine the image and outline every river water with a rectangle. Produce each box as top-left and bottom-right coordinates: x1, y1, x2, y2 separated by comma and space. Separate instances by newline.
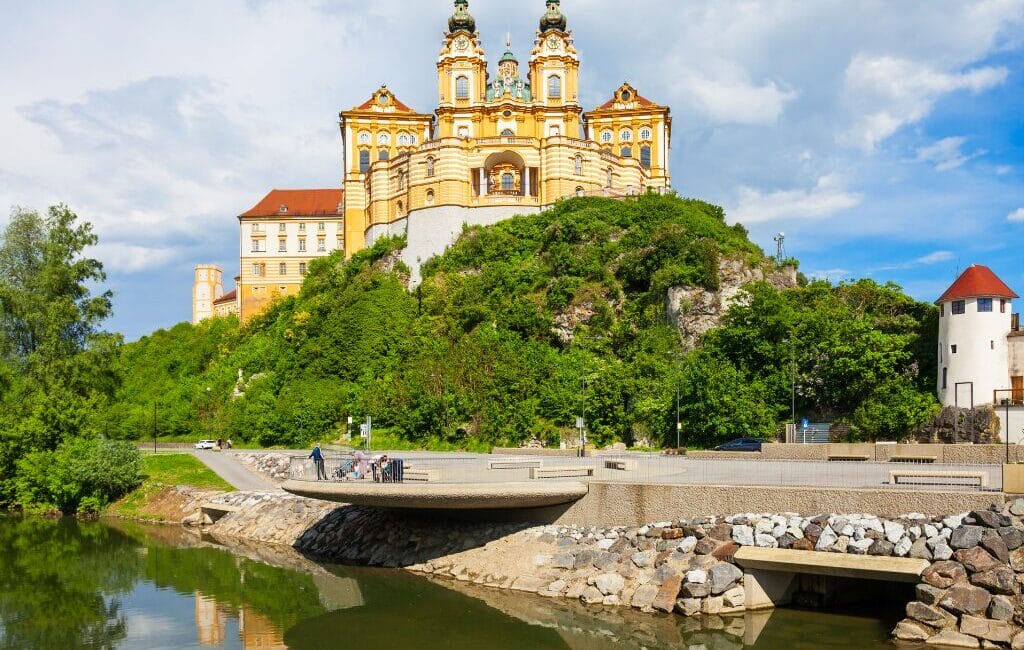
0, 516, 901, 649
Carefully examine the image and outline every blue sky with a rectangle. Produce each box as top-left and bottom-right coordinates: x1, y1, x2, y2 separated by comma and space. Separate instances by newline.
1, 0, 1022, 340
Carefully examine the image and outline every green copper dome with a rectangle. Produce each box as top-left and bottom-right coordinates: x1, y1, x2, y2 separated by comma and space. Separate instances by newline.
448, 0, 476, 34
539, 0, 567, 33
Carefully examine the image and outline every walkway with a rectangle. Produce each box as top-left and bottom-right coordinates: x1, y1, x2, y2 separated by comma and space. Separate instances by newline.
190, 450, 281, 492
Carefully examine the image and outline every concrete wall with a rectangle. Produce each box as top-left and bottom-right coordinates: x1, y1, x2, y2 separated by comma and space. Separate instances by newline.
692, 443, 1024, 464
995, 406, 1024, 445
491, 448, 584, 457
545, 482, 1004, 527
395, 204, 543, 285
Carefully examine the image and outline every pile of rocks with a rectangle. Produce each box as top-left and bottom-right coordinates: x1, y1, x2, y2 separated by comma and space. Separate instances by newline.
894, 503, 1024, 648
234, 452, 292, 482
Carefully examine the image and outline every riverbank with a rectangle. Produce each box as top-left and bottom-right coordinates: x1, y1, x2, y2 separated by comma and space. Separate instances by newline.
177, 488, 1024, 648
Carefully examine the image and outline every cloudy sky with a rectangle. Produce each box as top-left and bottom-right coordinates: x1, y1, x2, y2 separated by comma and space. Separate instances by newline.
1, 0, 1022, 340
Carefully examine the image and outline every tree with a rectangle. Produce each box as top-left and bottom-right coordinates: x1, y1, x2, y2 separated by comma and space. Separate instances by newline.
0, 205, 117, 393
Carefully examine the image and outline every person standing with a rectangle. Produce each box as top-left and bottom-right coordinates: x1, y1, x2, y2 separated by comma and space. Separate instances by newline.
310, 443, 327, 480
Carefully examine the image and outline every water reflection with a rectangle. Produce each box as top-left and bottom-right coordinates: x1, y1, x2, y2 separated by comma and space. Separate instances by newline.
0, 516, 896, 650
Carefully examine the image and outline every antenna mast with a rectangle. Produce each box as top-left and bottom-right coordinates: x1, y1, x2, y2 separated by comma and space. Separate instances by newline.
773, 232, 786, 265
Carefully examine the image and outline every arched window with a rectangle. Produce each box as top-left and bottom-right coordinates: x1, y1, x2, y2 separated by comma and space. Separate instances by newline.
425, 189, 435, 206
640, 146, 652, 169
358, 132, 370, 145
620, 146, 632, 158
359, 150, 370, 173
575, 186, 585, 197
574, 155, 583, 175
620, 129, 632, 142
379, 150, 389, 161
378, 133, 390, 145
501, 128, 515, 136
640, 127, 652, 141
398, 134, 410, 146
397, 200, 404, 217
456, 76, 469, 99
501, 173, 514, 192
548, 75, 562, 99
426, 156, 435, 177
601, 130, 612, 144
606, 168, 613, 187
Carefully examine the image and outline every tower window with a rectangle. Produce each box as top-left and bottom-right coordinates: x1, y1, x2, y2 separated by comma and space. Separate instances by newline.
640, 127, 652, 140
1001, 299, 1007, 313
456, 76, 469, 99
952, 300, 965, 315
951, 345, 957, 354
359, 132, 370, 145
359, 150, 370, 172
397, 201, 404, 217
501, 173, 514, 192
620, 146, 632, 158
620, 129, 633, 142
978, 298, 993, 312
548, 75, 562, 99
398, 171, 406, 190
575, 186, 585, 197
940, 304, 945, 317
640, 146, 652, 169
378, 133, 390, 145
398, 134, 410, 146
942, 367, 948, 390
574, 155, 583, 175
601, 130, 612, 144
426, 189, 435, 206
379, 150, 390, 161
426, 157, 435, 177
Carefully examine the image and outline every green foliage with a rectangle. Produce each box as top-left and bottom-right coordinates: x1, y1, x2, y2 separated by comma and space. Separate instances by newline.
106, 195, 940, 450
15, 438, 142, 513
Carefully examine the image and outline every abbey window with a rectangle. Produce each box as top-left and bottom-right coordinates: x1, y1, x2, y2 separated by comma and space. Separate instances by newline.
574, 155, 583, 175
426, 157, 435, 177
620, 146, 632, 158
548, 75, 562, 99
456, 76, 469, 99
640, 146, 652, 169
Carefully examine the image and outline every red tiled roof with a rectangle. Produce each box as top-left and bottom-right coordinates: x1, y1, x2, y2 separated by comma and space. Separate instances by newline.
240, 189, 343, 218
936, 264, 1018, 303
214, 289, 236, 305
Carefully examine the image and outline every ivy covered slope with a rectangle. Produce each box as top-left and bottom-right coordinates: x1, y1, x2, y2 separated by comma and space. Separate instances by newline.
111, 194, 939, 449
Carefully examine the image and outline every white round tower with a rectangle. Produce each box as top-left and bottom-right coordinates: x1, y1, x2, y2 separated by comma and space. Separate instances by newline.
936, 264, 1017, 407
193, 264, 224, 324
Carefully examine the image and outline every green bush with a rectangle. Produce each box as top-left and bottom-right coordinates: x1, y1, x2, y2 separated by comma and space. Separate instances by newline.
15, 438, 142, 512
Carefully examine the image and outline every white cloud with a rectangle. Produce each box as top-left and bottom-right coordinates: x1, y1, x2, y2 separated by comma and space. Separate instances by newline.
93, 243, 180, 273
1009, 208, 1024, 222
876, 250, 955, 271
996, 165, 1013, 175
807, 268, 850, 281
733, 174, 863, 224
843, 55, 1008, 151
673, 70, 798, 125
915, 136, 986, 171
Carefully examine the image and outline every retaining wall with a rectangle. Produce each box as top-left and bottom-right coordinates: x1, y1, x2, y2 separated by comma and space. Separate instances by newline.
546, 483, 1004, 528
692, 443, 1024, 465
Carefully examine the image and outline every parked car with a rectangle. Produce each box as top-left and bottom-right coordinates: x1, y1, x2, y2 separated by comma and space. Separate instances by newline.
194, 440, 219, 450
713, 438, 763, 452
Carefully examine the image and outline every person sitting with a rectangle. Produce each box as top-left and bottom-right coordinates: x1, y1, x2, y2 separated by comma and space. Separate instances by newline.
379, 454, 392, 483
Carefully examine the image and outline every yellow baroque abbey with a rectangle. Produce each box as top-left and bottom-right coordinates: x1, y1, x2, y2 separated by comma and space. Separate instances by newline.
195, 0, 672, 322
342, 0, 671, 282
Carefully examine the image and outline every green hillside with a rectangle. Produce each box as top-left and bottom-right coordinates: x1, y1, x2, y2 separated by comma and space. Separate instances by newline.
106, 194, 939, 449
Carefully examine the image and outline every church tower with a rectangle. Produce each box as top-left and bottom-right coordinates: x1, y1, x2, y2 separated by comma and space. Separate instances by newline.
529, 0, 582, 139
193, 264, 224, 324
436, 0, 489, 139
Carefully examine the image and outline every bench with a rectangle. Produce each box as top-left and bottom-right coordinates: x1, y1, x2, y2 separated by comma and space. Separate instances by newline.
488, 459, 543, 470
603, 459, 637, 471
890, 470, 988, 489
529, 466, 595, 479
827, 455, 871, 462
403, 468, 440, 482
889, 455, 937, 463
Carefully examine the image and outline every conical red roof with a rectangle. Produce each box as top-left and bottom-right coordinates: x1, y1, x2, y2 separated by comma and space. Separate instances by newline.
936, 264, 1018, 304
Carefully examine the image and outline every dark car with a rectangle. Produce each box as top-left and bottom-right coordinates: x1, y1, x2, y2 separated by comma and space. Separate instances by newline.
713, 438, 763, 452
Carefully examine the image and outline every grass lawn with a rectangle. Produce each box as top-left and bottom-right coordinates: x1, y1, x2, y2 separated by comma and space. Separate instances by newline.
109, 453, 232, 520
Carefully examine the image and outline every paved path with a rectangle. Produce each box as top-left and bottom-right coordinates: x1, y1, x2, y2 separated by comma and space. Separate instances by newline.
189, 450, 281, 492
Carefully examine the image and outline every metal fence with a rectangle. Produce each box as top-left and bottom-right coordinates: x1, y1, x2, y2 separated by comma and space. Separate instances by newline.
286, 452, 1001, 492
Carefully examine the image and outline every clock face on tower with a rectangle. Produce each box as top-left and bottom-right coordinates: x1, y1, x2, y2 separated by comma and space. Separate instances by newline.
454, 36, 470, 51
546, 35, 560, 50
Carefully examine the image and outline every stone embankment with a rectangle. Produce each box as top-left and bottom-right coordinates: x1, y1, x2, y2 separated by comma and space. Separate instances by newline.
182, 491, 1024, 648
234, 452, 292, 483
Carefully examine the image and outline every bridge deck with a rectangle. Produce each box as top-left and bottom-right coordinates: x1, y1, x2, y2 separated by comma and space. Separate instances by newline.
734, 546, 930, 583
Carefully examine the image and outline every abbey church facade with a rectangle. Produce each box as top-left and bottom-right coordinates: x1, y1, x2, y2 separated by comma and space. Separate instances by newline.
195, 1, 673, 322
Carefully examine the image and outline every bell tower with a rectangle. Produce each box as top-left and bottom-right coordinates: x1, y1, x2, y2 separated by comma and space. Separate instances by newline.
530, 0, 581, 137
436, 0, 488, 139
